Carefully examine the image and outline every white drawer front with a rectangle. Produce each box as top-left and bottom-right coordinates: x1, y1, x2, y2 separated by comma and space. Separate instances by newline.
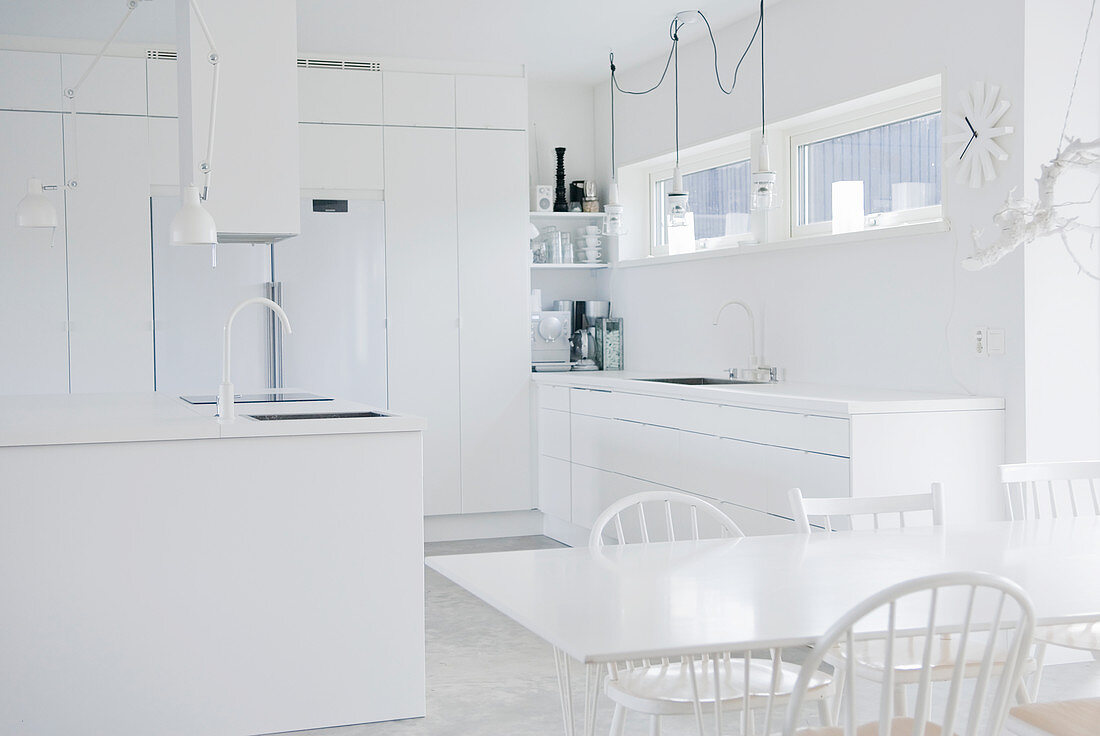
537, 408, 570, 460
538, 384, 570, 411
569, 387, 617, 418
538, 456, 571, 522
710, 405, 850, 457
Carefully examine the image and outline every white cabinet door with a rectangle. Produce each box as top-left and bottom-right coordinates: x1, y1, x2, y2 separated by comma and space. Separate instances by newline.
299, 124, 384, 191
64, 114, 154, 392
148, 117, 179, 189
298, 68, 383, 124
146, 58, 177, 117
0, 110, 69, 394
382, 72, 455, 127
384, 126, 461, 515
455, 75, 527, 130
538, 408, 570, 460
0, 50, 61, 112
456, 129, 531, 512
538, 455, 571, 522
61, 54, 147, 116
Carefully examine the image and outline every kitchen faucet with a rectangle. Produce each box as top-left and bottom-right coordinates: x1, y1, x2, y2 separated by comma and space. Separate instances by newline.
713, 300, 781, 382
218, 297, 292, 422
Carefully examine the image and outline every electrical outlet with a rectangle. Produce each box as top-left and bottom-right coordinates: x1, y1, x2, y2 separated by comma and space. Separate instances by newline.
987, 328, 1006, 356
975, 328, 987, 357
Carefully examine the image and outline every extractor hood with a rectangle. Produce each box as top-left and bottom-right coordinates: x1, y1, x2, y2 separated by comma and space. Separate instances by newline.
175, 0, 300, 243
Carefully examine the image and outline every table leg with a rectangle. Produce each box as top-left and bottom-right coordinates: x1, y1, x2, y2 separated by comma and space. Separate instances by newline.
553, 646, 575, 736
583, 662, 600, 736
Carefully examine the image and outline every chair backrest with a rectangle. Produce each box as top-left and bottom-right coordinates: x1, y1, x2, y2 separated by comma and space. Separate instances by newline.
783, 571, 1035, 736
788, 484, 944, 534
588, 490, 745, 548
999, 461, 1100, 520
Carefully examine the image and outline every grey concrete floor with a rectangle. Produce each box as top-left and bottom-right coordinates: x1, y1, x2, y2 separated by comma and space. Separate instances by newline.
288, 535, 1100, 736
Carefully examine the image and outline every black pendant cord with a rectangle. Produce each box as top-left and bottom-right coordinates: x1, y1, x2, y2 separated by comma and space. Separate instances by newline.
609, 59, 616, 179
609, 7, 763, 100
674, 25, 680, 166
760, 0, 765, 138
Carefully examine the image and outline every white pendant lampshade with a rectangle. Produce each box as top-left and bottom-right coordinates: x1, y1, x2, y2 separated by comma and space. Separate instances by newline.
170, 185, 217, 246
666, 166, 689, 228
750, 138, 779, 212
16, 178, 58, 228
603, 181, 628, 236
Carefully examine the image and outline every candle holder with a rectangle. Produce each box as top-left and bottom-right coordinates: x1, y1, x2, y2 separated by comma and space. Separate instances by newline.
553, 147, 568, 212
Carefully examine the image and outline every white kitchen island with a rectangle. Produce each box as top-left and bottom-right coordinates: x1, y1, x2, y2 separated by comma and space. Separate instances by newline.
0, 393, 425, 736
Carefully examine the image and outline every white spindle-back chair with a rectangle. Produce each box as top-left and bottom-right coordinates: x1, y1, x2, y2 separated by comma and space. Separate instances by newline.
590, 491, 835, 735
999, 461, 1100, 699
1000, 461, 1100, 521
782, 571, 1036, 736
788, 484, 944, 534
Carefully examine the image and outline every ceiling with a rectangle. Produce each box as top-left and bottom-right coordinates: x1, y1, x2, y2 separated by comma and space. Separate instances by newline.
0, 0, 765, 83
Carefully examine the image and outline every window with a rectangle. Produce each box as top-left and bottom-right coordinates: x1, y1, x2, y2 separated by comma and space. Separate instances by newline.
791, 99, 942, 238
650, 155, 752, 256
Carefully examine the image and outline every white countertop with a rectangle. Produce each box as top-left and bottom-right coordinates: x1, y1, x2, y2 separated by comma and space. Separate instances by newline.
0, 392, 425, 448
532, 371, 1003, 416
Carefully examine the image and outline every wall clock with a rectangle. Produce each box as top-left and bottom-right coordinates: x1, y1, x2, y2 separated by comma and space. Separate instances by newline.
945, 82, 1013, 188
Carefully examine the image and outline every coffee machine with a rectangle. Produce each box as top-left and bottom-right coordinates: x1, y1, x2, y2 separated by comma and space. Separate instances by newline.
553, 300, 610, 371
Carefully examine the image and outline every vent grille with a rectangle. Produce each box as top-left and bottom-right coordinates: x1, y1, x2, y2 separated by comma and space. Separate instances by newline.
146, 49, 177, 60
297, 57, 381, 72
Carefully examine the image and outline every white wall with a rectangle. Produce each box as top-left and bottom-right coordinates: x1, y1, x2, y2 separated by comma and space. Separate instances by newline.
595, 0, 1029, 460
528, 81, 597, 209
1022, 0, 1100, 461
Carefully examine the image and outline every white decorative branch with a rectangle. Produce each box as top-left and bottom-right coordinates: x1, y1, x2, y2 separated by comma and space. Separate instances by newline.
962, 136, 1100, 275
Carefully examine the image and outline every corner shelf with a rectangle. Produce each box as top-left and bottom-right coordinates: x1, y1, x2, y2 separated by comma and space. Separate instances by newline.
530, 211, 606, 219
531, 263, 609, 270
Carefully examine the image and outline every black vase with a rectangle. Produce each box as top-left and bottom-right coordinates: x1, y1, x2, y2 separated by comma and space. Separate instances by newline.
553, 147, 568, 212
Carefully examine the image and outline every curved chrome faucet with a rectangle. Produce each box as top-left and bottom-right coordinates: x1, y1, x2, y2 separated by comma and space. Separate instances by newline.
713, 300, 759, 369
218, 297, 292, 422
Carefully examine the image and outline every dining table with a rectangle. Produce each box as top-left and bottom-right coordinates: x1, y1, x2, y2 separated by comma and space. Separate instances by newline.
426, 518, 1100, 736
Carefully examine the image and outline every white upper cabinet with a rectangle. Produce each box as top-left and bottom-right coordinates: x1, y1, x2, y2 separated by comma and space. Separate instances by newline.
298, 68, 383, 124
455, 75, 527, 130
382, 72, 455, 127
0, 50, 61, 112
63, 113, 154, 393
61, 54, 147, 116
146, 58, 177, 117
0, 110, 70, 395
299, 123, 383, 191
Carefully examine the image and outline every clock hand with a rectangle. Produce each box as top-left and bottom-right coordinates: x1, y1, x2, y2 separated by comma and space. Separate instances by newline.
960, 127, 978, 160
965, 115, 978, 137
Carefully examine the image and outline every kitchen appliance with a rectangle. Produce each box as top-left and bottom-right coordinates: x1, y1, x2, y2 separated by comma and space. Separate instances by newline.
535, 185, 553, 212
569, 180, 586, 210
152, 197, 388, 406
595, 318, 624, 370
565, 300, 611, 371
531, 310, 572, 371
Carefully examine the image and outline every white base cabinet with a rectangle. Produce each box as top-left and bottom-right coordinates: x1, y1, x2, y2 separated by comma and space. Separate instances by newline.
536, 378, 1005, 537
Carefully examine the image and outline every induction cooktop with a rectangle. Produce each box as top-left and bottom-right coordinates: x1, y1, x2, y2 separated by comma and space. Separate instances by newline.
179, 392, 333, 405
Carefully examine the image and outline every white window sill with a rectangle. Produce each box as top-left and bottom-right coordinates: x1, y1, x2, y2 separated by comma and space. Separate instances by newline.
616, 218, 951, 269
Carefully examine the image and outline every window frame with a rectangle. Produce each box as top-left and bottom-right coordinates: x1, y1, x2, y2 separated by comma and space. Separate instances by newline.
642, 144, 753, 257
787, 93, 943, 240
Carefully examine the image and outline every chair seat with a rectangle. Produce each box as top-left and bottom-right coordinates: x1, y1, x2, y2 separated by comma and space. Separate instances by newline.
605, 656, 832, 716
1035, 622, 1100, 652
1007, 697, 1100, 736
828, 634, 1033, 684
798, 717, 947, 736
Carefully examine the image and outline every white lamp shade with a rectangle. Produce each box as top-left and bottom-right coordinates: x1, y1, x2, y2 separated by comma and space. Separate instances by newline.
170, 185, 217, 246
16, 178, 58, 228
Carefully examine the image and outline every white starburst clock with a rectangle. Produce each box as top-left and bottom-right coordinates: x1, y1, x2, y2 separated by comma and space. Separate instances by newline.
945, 82, 1014, 188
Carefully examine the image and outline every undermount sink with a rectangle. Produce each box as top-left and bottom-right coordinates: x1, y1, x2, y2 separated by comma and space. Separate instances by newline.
245, 411, 388, 421
635, 377, 767, 386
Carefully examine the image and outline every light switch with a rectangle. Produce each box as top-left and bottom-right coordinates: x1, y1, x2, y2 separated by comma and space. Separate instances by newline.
987, 328, 1006, 356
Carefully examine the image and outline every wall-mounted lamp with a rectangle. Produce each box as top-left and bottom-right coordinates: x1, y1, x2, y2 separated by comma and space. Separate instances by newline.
16, 178, 59, 229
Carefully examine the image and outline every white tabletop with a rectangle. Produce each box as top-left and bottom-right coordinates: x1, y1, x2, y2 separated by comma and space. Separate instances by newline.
427, 519, 1100, 664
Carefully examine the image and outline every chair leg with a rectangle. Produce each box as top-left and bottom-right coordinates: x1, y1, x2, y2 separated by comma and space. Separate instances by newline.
608, 704, 625, 736
649, 714, 661, 736
893, 683, 908, 717
1029, 642, 1048, 701
818, 698, 834, 728
830, 665, 846, 725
